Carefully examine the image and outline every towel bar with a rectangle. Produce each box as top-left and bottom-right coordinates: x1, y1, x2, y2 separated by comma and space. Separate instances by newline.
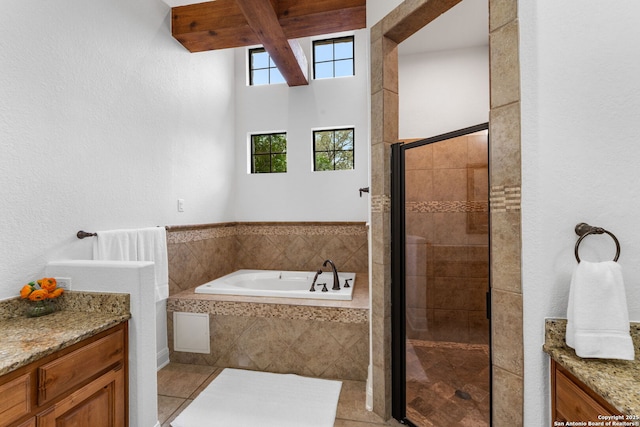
76, 230, 97, 239
574, 222, 620, 263
76, 226, 165, 239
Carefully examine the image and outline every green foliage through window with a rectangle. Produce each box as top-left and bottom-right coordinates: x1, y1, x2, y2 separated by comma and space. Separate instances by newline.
313, 36, 355, 79
251, 133, 287, 173
249, 48, 285, 85
313, 128, 354, 171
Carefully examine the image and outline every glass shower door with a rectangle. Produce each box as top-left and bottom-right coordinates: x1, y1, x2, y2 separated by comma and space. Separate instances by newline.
392, 124, 490, 427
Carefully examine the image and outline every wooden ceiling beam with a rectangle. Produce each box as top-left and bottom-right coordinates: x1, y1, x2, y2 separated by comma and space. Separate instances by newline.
171, 0, 366, 51
235, 0, 308, 86
172, 0, 259, 51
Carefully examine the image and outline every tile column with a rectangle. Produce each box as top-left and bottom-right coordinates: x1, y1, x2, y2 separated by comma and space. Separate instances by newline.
369, 20, 397, 419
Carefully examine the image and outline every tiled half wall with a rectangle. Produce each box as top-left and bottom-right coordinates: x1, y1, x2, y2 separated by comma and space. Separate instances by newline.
166, 305, 369, 381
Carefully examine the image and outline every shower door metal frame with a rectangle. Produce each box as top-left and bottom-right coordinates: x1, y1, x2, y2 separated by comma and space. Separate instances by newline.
390, 123, 491, 426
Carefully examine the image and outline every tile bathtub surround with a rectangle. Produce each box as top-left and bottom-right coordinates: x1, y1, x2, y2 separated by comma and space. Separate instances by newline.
543, 318, 640, 415
167, 222, 369, 295
167, 275, 369, 381
166, 223, 370, 383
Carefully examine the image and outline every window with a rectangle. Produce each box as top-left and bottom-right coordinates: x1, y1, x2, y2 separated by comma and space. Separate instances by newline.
251, 133, 287, 173
249, 48, 285, 85
313, 36, 355, 79
313, 128, 354, 171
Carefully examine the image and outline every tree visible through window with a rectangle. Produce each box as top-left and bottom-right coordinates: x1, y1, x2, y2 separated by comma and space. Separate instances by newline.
249, 48, 285, 85
313, 128, 354, 171
251, 133, 287, 173
313, 36, 355, 79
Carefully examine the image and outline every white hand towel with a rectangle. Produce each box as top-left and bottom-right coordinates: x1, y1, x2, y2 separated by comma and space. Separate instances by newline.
136, 227, 169, 301
93, 227, 169, 302
566, 260, 635, 360
93, 229, 138, 261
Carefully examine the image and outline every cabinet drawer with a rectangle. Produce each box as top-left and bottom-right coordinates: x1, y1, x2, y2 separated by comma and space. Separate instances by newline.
38, 328, 124, 406
0, 372, 32, 427
555, 369, 614, 421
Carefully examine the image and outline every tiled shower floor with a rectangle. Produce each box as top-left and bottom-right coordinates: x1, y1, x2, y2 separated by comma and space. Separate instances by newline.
406, 340, 490, 427
157, 362, 390, 426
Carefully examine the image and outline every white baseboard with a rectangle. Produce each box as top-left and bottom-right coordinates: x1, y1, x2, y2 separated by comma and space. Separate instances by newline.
365, 364, 373, 411
157, 347, 170, 371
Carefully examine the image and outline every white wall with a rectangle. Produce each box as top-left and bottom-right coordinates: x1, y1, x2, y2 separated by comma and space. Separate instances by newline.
367, 0, 403, 27
233, 31, 370, 221
520, 1, 640, 425
399, 46, 489, 139
0, 0, 236, 300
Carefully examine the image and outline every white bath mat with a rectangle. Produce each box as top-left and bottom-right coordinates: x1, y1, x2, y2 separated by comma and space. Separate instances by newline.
171, 368, 342, 427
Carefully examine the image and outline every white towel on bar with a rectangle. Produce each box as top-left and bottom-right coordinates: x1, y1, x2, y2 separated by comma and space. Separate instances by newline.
93, 229, 139, 261
93, 227, 168, 301
136, 227, 169, 301
566, 260, 635, 360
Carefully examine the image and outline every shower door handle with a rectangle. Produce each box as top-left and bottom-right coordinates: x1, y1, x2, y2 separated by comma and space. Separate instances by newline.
486, 291, 491, 320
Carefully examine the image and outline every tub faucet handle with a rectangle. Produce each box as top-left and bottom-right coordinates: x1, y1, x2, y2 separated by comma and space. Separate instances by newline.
309, 270, 323, 292
343, 278, 353, 288
319, 283, 328, 292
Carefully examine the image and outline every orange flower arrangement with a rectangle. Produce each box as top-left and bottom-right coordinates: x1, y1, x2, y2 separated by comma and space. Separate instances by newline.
20, 278, 64, 301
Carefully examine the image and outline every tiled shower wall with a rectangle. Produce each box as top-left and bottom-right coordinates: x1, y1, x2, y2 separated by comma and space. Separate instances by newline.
404, 134, 489, 344
166, 222, 369, 295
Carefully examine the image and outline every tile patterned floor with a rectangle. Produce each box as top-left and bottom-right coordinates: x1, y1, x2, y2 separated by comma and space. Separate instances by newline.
405, 340, 490, 427
157, 363, 389, 427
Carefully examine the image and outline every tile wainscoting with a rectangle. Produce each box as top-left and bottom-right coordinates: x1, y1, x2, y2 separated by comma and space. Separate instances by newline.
166, 222, 369, 296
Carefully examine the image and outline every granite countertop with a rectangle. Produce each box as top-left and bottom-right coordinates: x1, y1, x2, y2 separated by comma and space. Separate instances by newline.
0, 291, 130, 376
543, 318, 640, 415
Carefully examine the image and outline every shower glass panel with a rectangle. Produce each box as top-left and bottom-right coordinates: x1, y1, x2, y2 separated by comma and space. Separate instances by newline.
392, 125, 490, 427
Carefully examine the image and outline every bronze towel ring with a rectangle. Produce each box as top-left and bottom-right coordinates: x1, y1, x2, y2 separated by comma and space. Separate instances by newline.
574, 222, 620, 263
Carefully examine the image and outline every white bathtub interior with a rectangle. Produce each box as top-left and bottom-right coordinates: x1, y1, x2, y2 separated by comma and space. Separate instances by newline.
46, 260, 161, 427
195, 269, 356, 300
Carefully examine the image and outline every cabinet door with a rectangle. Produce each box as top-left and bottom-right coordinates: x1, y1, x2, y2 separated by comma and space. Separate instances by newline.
552, 359, 619, 423
36, 365, 125, 427
0, 372, 31, 427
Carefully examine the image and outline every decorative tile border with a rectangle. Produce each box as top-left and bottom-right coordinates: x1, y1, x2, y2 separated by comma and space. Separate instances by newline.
167, 222, 367, 244
236, 224, 367, 236
167, 299, 368, 324
490, 185, 522, 212
167, 226, 237, 244
406, 200, 488, 213
371, 195, 391, 213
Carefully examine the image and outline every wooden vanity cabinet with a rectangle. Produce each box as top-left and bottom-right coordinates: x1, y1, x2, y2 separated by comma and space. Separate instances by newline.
551, 359, 620, 423
0, 322, 128, 427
